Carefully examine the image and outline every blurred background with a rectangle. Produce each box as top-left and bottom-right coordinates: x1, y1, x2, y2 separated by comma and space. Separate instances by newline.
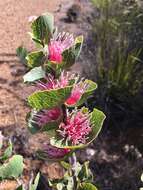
0, 0, 143, 189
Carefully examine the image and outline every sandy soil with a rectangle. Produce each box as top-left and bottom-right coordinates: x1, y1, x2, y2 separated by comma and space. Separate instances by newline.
0, 0, 71, 53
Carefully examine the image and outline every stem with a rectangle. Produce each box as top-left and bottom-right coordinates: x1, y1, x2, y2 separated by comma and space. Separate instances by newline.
50, 67, 56, 79
62, 104, 67, 124
69, 152, 77, 190
69, 152, 77, 167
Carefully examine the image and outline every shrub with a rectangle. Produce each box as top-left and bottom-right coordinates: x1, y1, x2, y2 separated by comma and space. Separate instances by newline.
22, 12, 106, 189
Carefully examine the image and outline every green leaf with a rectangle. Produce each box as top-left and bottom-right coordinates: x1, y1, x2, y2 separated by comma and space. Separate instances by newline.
32, 38, 43, 46
50, 108, 105, 149
0, 140, 12, 161
23, 66, 46, 83
60, 161, 71, 170
28, 86, 73, 110
78, 162, 92, 181
29, 173, 40, 190
42, 122, 60, 132
88, 108, 106, 144
77, 80, 97, 106
66, 80, 97, 107
61, 49, 76, 69
31, 12, 54, 44
16, 185, 25, 190
79, 182, 98, 190
0, 155, 24, 180
16, 46, 28, 65
26, 51, 45, 68
74, 35, 84, 58
61, 35, 84, 69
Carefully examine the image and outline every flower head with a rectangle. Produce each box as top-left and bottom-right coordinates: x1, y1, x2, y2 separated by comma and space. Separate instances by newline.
58, 110, 91, 145
37, 72, 74, 90
48, 32, 74, 63
32, 108, 62, 127
43, 144, 70, 159
66, 80, 88, 106
37, 73, 88, 106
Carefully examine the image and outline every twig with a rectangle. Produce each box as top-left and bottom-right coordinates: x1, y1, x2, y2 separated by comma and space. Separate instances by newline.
69, 152, 77, 190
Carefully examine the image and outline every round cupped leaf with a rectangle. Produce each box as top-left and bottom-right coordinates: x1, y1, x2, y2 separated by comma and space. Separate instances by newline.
60, 35, 84, 69
28, 86, 73, 110
0, 155, 24, 180
50, 108, 106, 149
23, 66, 46, 83
26, 51, 45, 68
79, 183, 98, 190
0, 140, 12, 161
66, 80, 97, 107
31, 12, 54, 44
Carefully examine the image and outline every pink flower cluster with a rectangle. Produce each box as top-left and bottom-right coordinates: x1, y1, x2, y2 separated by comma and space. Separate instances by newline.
37, 72, 70, 90
59, 110, 91, 145
48, 32, 74, 63
33, 108, 61, 127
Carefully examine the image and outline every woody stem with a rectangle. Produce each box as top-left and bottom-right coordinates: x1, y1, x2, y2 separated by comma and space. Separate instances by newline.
62, 104, 67, 124
69, 152, 77, 190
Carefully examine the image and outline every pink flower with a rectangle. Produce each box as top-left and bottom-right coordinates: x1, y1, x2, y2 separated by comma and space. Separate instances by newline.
37, 73, 88, 106
33, 107, 61, 127
43, 144, 70, 159
37, 75, 57, 90
66, 81, 88, 106
37, 72, 73, 90
58, 110, 91, 145
48, 32, 74, 63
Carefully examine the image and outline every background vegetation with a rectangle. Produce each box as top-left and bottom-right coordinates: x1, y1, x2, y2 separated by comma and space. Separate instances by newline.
83, 0, 143, 130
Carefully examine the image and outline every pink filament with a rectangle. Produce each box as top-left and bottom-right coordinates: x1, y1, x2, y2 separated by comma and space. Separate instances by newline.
59, 111, 91, 145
